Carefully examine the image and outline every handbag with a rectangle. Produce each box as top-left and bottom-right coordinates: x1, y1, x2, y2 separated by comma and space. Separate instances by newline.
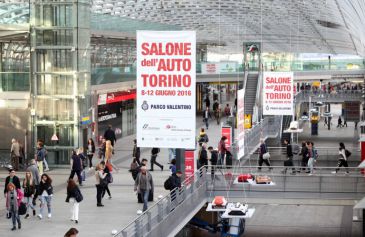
18, 202, 27, 215
75, 189, 83, 203
6, 211, 12, 219
262, 152, 270, 160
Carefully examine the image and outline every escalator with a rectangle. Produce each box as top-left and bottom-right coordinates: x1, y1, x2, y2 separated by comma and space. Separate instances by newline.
244, 72, 259, 116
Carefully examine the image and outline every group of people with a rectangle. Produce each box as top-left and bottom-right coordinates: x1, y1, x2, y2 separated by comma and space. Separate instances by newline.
203, 96, 235, 130
3, 124, 118, 231
258, 139, 351, 175
4, 166, 54, 231
196, 128, 230, 178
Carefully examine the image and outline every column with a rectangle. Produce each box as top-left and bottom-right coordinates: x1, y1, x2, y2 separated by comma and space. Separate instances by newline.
30, 0, 90, 165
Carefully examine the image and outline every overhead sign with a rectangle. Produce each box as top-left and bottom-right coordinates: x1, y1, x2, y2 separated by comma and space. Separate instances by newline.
237, 89, 245, 159
81, 116, 91, 125
136, 31, 196, 148
221, 126, 232, 150
263, 71, 294, 115
184, 150, 195, 183
201, 62, 237, 74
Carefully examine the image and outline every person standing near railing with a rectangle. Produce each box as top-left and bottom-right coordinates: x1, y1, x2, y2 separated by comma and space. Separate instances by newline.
282, 139, 296, 175
208, 146, 218, 179
307, 142, 318, 175
218, 136, 227, 167
258, 139, 271, 171
299, 141, 309, 172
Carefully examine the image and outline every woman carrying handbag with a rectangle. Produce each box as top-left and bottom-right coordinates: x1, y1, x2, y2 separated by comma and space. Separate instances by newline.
66, 179, 83, 224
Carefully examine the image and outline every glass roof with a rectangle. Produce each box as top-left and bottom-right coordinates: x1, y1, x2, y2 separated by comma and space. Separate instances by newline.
91, 13, 181, 33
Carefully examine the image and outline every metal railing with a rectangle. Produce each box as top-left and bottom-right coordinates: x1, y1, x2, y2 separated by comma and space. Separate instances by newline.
240, 116, 282, 159
295, 90, 363, 103
116, 165, 365, 237
116, 168, 208, 237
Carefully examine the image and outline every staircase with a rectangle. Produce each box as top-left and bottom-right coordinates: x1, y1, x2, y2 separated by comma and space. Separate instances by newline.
244, 72, 259, 115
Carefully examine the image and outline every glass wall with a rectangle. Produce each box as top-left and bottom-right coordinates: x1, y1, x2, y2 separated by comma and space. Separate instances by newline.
30, 0, 90, 165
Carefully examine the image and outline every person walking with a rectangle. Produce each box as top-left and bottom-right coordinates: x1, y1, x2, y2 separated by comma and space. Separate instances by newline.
69, 150, 83, 186
99, 138, 106, 161
203, 107, 211, 130
224, 104, 231, 117
198, 143, 208, 169
299, 141, 309, 172
87, 138, 95, 170
37, 173, 53, 219
169, 159, 177, 174
307, 142, 318, 175
3, 169, 21, 196
5, 183, 22, 231
35, 141, 47, 175
37, 140, 50, 172
208, 146, 218, 179
23, 171, 36, 218
168, 171, 182, 203
218, 136, 228, 166
197, 128, 209, 147
78, 148, 87, 182
150, 147, 163, 171
105, 140, 119, 171
332, 142, 350, 174
133, 139, 141, 165
10, 138, 20, 171
258, 139, 271, 171
282, 139, 296, 174
66, 179, 83, 224
129, 158, 140, 180
337, 117, 342, 128
134, 166, 154, 212
100, 161, 112, 199
95, 163, 107, 207
204, 96, 210, 110
216, 104, 222, 125
27, 159, 40, 206
104, 125, 116, 147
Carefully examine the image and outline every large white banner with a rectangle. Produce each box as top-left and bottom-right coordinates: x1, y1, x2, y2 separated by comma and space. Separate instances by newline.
237, 89, 245, 159
136, 31, 196, 149
263, 71, 294, 115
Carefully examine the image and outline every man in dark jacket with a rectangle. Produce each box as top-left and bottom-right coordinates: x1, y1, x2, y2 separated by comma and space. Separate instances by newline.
104, 125, 116, 146
132, 139, 141, 165
69, 150, 83, 186
198, 144, 208, 170
3, 169, 21, 196
208, 146, 218, 179
150, 148, 163, 171
169, 171, 182, 203
282, 139, 296, 174
299, 141, 309, 172
170, 171, 182, 190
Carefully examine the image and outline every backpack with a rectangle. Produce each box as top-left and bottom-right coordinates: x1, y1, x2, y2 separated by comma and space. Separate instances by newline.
164, 176, 174, 190
345, 149, 351, 158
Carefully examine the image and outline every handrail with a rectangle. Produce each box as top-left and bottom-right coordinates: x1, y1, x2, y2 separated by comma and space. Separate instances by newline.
115, 167, 207, 237
253, 71, 262, 122
116, 164, 365, 237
